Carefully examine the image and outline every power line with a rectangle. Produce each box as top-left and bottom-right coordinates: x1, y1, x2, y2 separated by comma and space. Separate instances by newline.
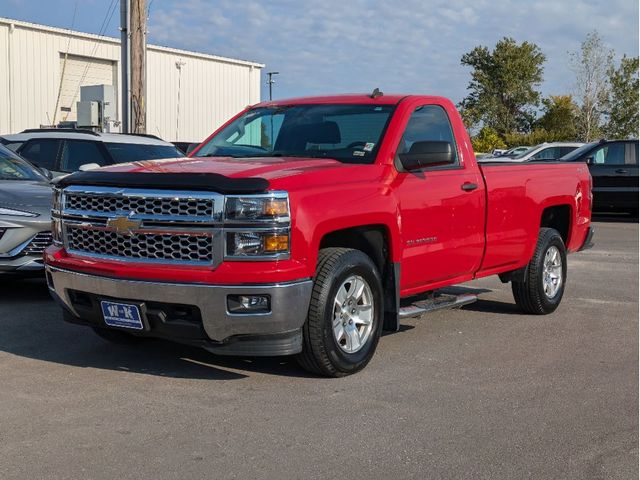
52, 0, 78, 125
62, 0, 119, 121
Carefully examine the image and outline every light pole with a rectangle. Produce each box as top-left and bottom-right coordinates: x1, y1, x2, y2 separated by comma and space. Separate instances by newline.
266, 71, 279, 101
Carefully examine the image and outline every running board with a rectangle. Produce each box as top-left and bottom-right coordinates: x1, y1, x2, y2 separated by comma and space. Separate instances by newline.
398, 293, 477, 319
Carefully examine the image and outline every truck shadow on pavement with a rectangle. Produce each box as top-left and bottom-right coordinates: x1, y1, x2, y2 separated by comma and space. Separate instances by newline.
0, 278, 318, 380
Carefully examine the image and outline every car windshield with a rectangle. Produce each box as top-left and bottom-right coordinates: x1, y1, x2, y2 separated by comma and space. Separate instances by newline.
0, 145, 45, 181
104, 143, 183, 163
512, 144, 546, 159
558, 142, 599, 161
194, 104, 395, 164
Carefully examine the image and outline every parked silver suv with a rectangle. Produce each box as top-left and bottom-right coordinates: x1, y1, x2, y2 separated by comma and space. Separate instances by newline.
0, 145, 53, 274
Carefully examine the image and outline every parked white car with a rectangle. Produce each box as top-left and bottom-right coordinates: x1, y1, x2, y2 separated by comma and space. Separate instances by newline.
478, 142, 584, 163
0, 129, 183, 177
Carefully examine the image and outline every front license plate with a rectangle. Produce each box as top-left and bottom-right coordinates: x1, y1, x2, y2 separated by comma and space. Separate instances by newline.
100, 301, 144, 330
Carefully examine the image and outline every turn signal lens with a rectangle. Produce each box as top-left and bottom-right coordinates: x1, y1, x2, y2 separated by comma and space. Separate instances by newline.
263, 234, 289, 252
263, 198, 288, 217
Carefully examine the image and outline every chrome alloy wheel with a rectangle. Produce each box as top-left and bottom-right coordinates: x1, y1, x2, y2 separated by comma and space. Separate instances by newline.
543, 245, 563, 298
332, 275, 374, 354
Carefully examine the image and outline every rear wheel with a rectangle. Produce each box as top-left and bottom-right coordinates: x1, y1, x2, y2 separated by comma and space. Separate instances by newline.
512, 228, 567, 314
296, 248, 383, 377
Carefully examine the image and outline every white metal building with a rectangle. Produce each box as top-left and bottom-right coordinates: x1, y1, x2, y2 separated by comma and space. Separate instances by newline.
0, 17, 264, 141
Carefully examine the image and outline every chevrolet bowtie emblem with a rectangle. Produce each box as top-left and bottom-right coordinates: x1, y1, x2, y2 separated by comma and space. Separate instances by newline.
107, 216, 141, 234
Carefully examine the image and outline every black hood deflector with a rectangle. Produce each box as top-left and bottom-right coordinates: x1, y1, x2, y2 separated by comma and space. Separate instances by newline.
54, 171, 270, 194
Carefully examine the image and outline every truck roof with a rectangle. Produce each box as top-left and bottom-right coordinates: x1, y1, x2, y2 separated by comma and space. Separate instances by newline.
254, 93, 450, 107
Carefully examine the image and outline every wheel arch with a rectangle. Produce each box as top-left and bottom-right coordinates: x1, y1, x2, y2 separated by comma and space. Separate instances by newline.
540, 204, 572, 245
318, 224, 400, 332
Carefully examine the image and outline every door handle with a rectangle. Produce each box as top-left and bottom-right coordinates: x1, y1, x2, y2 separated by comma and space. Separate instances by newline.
461, 182, 478, 191
615, 169, 628, 174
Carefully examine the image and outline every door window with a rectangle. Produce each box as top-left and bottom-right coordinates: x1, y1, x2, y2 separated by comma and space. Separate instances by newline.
399, 105, 458, 166
60, 140, 108, 172
19, 139, 60, 169
532, 147, 559, 160
624, 142, 638, 165
591, 143, 625, 165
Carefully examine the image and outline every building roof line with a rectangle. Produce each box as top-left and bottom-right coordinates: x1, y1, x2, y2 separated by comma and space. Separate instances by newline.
0, 16, 265, 68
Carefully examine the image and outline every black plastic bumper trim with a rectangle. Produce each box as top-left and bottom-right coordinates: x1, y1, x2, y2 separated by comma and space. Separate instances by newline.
578, 226, 595, 252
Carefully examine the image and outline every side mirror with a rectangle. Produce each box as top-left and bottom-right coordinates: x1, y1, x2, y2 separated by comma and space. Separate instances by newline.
585, 156, 595, 165
79, 163, 101, 172
398, 141, 455, 171
39, 167, 53, 180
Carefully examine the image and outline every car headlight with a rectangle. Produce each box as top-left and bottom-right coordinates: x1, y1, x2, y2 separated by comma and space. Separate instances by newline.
224, 193, 289, 223
0, 207, 38, 217
225, 230, 290, 258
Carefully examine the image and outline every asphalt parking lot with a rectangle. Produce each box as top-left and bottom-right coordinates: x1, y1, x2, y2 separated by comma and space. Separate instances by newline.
0, 218, 637, 480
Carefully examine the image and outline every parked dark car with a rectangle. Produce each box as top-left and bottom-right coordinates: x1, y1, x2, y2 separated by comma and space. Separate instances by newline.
560, 139, 639, 215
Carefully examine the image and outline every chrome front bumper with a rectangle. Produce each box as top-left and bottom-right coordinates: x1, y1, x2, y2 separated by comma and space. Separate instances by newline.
46, 266, 313, 343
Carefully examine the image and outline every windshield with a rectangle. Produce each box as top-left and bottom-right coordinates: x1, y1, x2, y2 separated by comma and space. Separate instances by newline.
512, 144, 546, 159
194, 104, 395, 164
0, 145, 45, 181
104, 143, 183, 163
559, 142, 599, 161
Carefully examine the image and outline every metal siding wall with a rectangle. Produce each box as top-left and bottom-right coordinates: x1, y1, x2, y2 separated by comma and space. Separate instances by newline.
0, 20, 262, 139
0, 22, 121, 134
146, 48, 261, 142
0, 24, 10, 131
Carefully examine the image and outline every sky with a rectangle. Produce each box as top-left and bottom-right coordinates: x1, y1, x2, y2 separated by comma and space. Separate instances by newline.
2, 0, 638, 105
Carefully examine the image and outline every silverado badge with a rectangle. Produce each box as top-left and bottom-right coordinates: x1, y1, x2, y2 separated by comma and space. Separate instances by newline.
107, 216, 141, 234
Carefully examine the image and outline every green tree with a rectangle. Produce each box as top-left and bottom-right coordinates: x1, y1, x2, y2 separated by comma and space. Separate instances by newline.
472, 127, 507, 153
570, 31, 613, 141
604, 55, 639, 138
536, 95, 580, 141
459, 37, 546, 135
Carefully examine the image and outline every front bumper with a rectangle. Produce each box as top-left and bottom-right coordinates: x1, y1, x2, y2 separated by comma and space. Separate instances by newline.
46, 266, 313, 356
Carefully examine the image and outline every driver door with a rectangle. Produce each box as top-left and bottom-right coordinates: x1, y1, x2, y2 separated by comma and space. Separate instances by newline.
394, 104, 485, 292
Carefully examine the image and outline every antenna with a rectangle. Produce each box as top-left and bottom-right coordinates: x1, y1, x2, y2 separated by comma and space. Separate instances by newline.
369, 88, 383, 99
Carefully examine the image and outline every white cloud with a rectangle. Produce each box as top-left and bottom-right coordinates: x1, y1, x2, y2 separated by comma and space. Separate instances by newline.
148, 0, 639, 103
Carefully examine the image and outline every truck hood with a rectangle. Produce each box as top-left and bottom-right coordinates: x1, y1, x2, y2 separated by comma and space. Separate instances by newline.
102, 156, 353, 181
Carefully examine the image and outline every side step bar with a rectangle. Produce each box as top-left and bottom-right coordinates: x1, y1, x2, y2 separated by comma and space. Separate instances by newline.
398, 293, 477, 319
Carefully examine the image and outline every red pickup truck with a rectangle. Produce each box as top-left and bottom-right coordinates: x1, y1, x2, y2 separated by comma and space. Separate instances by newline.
46, 93, 594, 377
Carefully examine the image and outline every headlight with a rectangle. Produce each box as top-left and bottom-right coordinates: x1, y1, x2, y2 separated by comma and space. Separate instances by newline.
0, 207, 38, 217
225, 230, 290, 258
225, 193, 289, 223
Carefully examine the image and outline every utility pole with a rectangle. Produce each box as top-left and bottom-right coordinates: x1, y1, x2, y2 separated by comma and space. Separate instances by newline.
266, 71, 279, 101
129, 0, 146, 133
119, 0, 130, 133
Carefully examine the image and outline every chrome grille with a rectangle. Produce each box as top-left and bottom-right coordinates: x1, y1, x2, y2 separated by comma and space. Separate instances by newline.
67, 227, 213, 263
64, 192, 214, 218
59, 186, 223, 266
23, 232, 53, 256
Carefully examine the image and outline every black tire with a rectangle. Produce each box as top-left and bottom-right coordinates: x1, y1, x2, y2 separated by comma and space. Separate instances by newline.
512, 228, 567, 314
91, 326, 144, 345
296, 248, 384, 377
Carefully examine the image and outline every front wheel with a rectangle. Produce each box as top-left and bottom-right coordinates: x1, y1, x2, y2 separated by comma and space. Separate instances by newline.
296, 248, 383, 377
512, 227, 567, 314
